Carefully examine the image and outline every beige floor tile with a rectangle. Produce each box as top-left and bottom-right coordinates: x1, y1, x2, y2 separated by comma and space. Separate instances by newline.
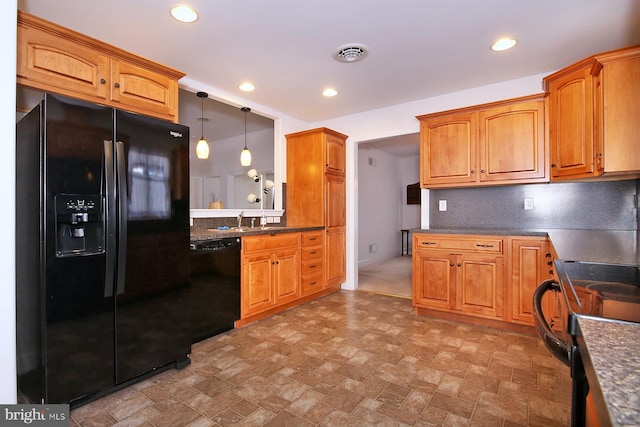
70, 281, 570, 426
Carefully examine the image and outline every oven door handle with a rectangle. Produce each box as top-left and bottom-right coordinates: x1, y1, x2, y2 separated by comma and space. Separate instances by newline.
533, 279, 571, 367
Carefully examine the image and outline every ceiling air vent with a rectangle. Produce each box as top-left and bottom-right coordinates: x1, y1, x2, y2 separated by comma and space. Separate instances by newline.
333, 43, 369, 63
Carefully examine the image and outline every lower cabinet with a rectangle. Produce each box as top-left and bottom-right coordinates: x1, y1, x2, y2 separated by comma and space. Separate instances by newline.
326, 226, 346, 287
301, 230, 325, 296
239, 230, 336, 326
241, 233, 300, 319
510, 237, 554, 326
412, 234, 505, 321
413, 233, 555, 329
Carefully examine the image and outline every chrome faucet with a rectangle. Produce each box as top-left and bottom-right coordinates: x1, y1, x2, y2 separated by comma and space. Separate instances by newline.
237, 211, 244, 228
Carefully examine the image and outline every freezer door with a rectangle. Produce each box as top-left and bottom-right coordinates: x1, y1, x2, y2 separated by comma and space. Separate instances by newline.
113, 110, 191, 383
41, 94, 115, 403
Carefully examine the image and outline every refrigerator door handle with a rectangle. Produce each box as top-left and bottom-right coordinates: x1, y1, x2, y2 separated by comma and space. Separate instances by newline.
104, 140, 116, 298
115, 141, 128, 295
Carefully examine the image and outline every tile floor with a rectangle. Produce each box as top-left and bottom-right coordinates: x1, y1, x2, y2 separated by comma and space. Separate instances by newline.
70, 291, 571, 426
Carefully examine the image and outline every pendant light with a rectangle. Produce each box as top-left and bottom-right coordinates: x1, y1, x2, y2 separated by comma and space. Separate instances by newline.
196, 91, 209, 159
240, 107, 252, 166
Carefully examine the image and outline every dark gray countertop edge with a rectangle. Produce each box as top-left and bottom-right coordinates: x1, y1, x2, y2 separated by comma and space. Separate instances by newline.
191, 225, 324, 241
410, 228, 640, 266
408, 227, 549, 237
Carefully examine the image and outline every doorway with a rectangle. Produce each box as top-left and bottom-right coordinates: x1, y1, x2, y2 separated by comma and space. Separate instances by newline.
356, 134, 420, 299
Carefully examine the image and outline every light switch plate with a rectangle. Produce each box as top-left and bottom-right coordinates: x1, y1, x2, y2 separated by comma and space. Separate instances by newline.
524, 198, 534, 210
438, 200, 447, 211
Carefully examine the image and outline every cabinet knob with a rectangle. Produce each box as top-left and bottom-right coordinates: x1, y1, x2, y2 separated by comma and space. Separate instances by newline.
480, 169, 485, 174
470, 169, 475, 174
457, 263, 462, 267
551, 163, 557, 168
450, 263, 454, 267
100, 78, 106, 84
114, 82, 120, 88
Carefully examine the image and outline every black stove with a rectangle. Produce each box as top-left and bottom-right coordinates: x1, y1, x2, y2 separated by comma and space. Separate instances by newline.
533, 260, 640, 427
555, 260, 640, 327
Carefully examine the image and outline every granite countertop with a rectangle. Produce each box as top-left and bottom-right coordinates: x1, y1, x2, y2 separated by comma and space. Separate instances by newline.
191, 225, 323, 241
410, 227, 640, 266
576, 317, 640, 427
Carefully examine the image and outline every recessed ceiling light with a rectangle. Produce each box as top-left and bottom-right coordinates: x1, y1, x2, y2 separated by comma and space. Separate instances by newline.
491, 38, 517, 52
239, 82, 255, 92
322, 88, 338, 97
170, 5, 198, 23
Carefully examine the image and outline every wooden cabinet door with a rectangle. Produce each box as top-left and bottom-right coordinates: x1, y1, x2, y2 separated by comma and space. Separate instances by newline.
599, 53, 640, 174
326, 227, 346, 287
325, 172, 346, 287
511, 238, 551, 326
242, 252, 275, 317
110, 60, 178, 121
547, 65, 596, 178
274, 249, 300, 304
285, 131, 324, 227
326, 134, 346, 174
455, 254, 504, 319
326, 173, 345, 228
412, 251, 455, 311
17, 23, 110, 102
479, 100, 546, 182
420, 113, 477, 186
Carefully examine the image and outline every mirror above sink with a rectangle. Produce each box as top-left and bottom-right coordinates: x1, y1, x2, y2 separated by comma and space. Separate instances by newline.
179, 89, 275, 210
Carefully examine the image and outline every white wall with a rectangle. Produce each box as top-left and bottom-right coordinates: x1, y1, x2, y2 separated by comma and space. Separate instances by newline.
357, 149, 421, 266
2, 0, 17, 404
357, 147, 401, 265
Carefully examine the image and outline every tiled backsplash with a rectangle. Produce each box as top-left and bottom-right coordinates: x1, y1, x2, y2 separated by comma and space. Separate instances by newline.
430, 179, 639, 230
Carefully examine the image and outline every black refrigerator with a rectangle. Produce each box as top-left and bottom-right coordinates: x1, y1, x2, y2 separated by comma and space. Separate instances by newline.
16, 93, 192, 406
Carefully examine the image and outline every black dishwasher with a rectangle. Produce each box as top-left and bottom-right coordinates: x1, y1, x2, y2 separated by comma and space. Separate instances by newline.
188, 238, 241, 343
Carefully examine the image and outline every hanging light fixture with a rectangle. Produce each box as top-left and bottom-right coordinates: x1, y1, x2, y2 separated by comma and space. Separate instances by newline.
196, 91, 209, 159
240, 107, 252, 166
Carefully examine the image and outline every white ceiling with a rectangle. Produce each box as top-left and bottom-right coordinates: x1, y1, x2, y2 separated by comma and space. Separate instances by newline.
17, 0, 640, 156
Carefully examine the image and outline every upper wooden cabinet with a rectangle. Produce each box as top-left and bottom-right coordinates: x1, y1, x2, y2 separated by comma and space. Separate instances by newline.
544, 45, 640, 180
417, 94, 547, 188
17, 11, 184, 122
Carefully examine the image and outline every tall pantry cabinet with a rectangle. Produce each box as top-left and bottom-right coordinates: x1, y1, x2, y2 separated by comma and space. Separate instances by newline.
286, 128, 347, 289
